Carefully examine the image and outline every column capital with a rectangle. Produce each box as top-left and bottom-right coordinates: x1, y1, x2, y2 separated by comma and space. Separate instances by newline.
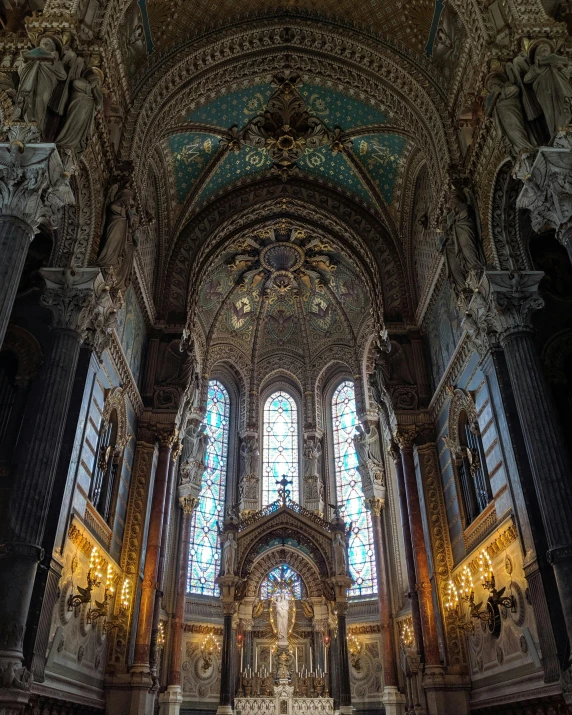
365, 496, 385, 515
178, 495, 199, 515
156, 426, 179, 449
40, 267, 117, 343
0, 140, 74, 232
393, 426, 417, 450
462, 271, 545, 355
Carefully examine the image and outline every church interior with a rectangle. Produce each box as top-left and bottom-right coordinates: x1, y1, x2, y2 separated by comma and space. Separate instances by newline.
2, 1, 572, 714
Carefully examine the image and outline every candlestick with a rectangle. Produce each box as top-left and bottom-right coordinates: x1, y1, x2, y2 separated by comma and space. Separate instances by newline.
255, 648, 257, 672
295, 648, 298, 671
310, 646, 312, 672
270, 649, 272, 671
241, 644, 244, 672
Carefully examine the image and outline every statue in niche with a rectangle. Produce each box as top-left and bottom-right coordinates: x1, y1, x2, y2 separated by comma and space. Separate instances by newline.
333, 532, 348, 576
485, 71, 537, 156
303, 437, 321, 477
524, 41, 572, 137
273, 592, 291, 646
13, 37, 66, 132
440, 188, 485, 294
222, 531, 237, 576
96, 186, 139, 292
56, 67, 104, 152
240, 436, 259, 477
186, 422, 208, 465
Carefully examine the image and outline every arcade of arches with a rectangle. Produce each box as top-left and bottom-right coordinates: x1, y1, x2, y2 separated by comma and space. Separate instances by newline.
3, 2, 572, 715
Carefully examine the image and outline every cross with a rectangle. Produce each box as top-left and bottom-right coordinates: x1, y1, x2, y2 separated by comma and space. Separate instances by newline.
276, 475, 293, 505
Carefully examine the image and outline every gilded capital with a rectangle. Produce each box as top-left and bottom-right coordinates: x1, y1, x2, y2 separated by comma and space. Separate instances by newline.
394, 426, 417, 450
179, 495, 199, 515
366, 496, 385, 515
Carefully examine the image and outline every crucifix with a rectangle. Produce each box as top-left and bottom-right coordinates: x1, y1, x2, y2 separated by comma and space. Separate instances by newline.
276, 475, 293, 505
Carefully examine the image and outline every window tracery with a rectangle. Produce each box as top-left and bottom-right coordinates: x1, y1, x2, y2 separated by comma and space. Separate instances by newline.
262, 390, 299, 506
332, 381, 377, 596
188, 379, 230, 595
260, 564, 303, 600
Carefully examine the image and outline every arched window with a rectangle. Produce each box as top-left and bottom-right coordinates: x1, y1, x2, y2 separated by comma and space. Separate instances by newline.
188, 380, 230, 595
90, 410, 120, 523
332, 381, 377, 596
260, 564, 303, 600
457, 410, 492, 526
262, 390, 299, 505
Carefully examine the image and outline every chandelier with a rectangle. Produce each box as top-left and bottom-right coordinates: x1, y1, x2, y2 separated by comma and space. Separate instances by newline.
200, 632, 221, 671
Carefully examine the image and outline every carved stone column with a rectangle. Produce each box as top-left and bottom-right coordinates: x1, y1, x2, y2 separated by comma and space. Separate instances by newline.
394, 428, 441, 669
0, 141, 74, 348
159, 496, 199, 715
366, 498, 405, 714
0, 267, 109, 713
335, 601, 352, 714
464, 270, 572, 648
132, 427, 178, 684
387, 442, 424, 660
516, 133, 572, 265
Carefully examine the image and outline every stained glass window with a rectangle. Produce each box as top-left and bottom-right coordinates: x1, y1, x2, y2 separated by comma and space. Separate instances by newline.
260, 564, 303, 600
262, 391, 299, 505
187, 380, 230, 595
332, 381, 378, 596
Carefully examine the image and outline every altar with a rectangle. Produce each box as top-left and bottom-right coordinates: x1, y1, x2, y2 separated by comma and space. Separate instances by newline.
235, 681, 334, 715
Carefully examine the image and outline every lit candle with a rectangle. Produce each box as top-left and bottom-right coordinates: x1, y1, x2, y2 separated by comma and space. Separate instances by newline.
240, 644, 244, 672
310, 646, 312, 672
324, 645, 327, 674
255, 648, 257, 672
270, 648, 272, 671
295, 649, 298, 672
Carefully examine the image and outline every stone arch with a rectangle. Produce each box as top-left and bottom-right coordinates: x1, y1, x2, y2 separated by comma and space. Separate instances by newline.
489, 159, 532, 272
245, 547, 323, 599
102, 386, 129, 452
0, 324, 44, 386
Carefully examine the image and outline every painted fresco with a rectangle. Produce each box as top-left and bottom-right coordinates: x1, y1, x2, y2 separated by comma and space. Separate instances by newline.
115, 286, 147, 386
423, 279, 462, 388
352, 134, 408, 204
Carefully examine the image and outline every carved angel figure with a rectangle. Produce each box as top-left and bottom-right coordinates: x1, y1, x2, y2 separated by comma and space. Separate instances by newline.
333, 532, 348, 576
354, 423, 382, 466
303, 437, 322, 477
222, 531, 237, 576
440, 189, 485, 293
524, 42, 572, 136
240, 436, 259, 477
484, 72, 537, 156
56, 68, 104, 152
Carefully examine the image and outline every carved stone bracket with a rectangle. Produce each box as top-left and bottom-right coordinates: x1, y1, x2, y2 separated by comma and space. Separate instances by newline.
516, 132, 572, 256
40, 267, 117, 343
0, 141, 74, 231
462, 271, 545, 356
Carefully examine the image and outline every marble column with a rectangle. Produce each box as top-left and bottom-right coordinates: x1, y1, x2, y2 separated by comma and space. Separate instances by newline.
336, 602, 352, 714
0, 268, 109, 713
0, 141, 73, 348
218, 600, 237, 715
328, 627, 340, 709
481, 347, 568, 679
160, 497, 197, 715
242, 619, 254, 672
132, 428, 178, 678
464, 271, 572, 646
387, 442, 424, 659
312, 621, 325, 673
395, 429, 441, 668
151, 443, 181, 683
367, 498, 405, 714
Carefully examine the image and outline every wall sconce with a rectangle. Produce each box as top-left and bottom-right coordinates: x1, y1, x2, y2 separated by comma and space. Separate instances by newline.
200, 632, 221, 672
68, 547, 104, 612
157, 621, 166, 650
446, 552, 516, 636
104, 578, 132, 633
87, 562, 115, 625
347, 633, 362, 671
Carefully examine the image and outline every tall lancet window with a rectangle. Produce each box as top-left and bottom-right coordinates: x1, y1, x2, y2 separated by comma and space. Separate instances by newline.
262, 391, 299, 505
187, 380, 230, 595
332, 381, 378, 596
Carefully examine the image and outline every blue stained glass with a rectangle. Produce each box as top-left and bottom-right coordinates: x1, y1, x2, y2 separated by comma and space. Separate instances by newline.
332, 381, 378, 596
262, 391, 299, 505
260, 564, 303, 600
187, 380, 230, 595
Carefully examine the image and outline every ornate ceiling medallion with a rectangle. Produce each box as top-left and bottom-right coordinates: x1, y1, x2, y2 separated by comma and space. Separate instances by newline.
240, 74, 345, 179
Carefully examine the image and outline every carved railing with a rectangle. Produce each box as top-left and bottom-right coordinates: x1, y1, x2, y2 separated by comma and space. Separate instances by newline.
238, 498, 332, 532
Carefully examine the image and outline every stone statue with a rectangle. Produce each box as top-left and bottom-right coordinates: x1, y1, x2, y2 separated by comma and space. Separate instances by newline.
333, 532, 348, 576
96, 186, 139, 292
222, 531, 237, 576
56, 68, 104, 152
440, 189, 485, 293
240, 436, 259, 477
524, 41, 572, 137
274, 592, 290, 645
187, 422, 208, 465
484, 71, 537, 156
303, 437, 321, 477
354, 423, 382, 466
13, 37, 67, 132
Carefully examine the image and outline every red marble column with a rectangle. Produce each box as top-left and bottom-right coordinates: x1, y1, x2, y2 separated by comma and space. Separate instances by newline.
133, 428, 177, 669
368, 500, 398, 688
168, 498, 196, 686
396, 429, 441, 667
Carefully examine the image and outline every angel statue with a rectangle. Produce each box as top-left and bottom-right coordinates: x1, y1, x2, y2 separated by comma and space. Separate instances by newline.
96, 185, 139, 292
222, 531, 237, 576
333, 531, 348, 576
